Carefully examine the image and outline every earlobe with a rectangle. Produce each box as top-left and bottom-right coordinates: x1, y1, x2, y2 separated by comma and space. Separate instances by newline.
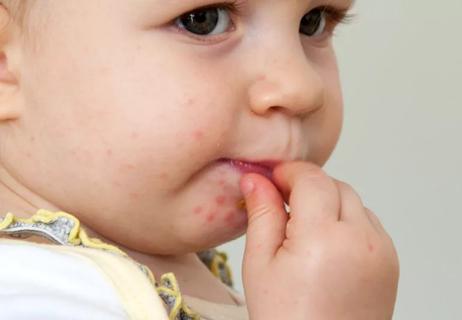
0, 5, 22, 121
0, 52, 21, 121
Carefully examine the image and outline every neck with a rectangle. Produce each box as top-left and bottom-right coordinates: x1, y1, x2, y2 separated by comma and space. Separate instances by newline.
0, 165, 61, 216
82, 221, 206, 285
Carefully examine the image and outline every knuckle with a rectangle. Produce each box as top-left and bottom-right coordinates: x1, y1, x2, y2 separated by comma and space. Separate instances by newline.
300, 164, 327, 180
279, 161, 327, 181
248, 204, 273, 224
334, 179, 352, 190
298, 172, 332, 191
366, 208, 384, 225
336, 180, 362, 199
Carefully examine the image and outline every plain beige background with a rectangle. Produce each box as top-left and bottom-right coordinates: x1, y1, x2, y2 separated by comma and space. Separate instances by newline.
220, 1, 462, 319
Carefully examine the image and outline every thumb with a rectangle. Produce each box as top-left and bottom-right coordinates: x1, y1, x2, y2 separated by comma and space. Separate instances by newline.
240, 173, 288, 268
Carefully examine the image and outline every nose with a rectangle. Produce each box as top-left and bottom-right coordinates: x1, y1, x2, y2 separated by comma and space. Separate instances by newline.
247, 41, 325, 117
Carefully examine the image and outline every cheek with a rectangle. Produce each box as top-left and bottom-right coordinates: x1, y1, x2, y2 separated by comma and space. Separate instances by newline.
314, 86, 343, 165
326, 66, 344, 139
304, 61, 343, 165
101, 98, 227, 195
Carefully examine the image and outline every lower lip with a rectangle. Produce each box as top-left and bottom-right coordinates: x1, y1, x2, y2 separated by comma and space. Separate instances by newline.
219, 159, 273, 180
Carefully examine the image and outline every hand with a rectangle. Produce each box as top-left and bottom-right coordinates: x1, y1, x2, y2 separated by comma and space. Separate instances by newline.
240, 161, 399, 320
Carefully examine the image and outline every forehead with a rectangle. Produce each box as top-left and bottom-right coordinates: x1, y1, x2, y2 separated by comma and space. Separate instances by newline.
31, 0, 354, 19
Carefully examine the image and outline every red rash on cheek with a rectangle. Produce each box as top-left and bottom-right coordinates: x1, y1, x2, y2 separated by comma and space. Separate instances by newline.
206, 211, 216, 222
215, 195, 226, 206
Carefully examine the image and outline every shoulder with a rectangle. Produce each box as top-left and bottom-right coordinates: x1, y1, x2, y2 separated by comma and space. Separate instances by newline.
0, 239, 129, 319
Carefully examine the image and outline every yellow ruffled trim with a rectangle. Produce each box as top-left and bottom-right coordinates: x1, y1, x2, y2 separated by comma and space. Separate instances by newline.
210, 251, 233, 287
0, 210, 127, 256
0, 209, 201, 320
157, 273, 201, 320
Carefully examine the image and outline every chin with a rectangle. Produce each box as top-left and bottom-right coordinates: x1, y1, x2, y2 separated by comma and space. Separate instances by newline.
177, 222, 248, 254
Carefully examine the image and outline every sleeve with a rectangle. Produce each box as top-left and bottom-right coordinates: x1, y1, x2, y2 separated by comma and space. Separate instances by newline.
0, 240, 129, 320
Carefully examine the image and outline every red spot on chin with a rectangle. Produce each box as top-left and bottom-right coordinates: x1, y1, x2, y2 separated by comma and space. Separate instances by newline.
215, 195, 226, 206
206, 212, 216, 222
193, 206, 203, 215
368, 244, 374, 252
218, 179, 225, 186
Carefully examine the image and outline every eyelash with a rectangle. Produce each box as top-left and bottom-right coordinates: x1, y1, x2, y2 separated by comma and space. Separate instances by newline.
173, 0, 354, 43
314, 5, 354, 39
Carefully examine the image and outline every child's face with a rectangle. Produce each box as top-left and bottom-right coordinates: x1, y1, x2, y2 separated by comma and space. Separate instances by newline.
4, 0, 349, 254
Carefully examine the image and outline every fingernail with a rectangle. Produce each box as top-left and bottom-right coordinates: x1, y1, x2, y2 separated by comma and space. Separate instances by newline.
241, 178, 255, 196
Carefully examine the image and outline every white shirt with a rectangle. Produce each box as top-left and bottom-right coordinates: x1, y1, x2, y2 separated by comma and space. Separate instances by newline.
0, 240, 128, 320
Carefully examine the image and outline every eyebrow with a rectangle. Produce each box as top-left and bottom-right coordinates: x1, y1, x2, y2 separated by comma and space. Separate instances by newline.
168, 0, 355, 5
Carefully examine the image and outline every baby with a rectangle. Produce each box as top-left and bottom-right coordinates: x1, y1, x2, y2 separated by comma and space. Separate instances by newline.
0, 0, 399, 319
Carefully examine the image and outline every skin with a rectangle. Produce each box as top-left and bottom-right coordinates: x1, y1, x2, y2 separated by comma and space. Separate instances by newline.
0, 1, 401, 315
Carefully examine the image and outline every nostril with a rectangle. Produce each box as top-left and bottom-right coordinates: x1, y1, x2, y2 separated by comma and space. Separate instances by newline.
269, 106, 285, 113
268, 105, 301, 117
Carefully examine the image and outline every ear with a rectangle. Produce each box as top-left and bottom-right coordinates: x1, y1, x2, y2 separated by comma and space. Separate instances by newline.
0, 4, 22, 121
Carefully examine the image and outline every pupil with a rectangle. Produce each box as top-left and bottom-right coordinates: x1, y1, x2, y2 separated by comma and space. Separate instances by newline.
300, 9, 322, 36
181, 9, 219, 35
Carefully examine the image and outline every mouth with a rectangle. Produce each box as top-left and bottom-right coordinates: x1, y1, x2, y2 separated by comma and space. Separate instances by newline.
216, 158, 285, 211
217, 158, 281, 182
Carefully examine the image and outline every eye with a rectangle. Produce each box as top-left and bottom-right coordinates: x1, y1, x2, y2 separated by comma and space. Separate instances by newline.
175, 7, 232, 36
300, 8, 326, 37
